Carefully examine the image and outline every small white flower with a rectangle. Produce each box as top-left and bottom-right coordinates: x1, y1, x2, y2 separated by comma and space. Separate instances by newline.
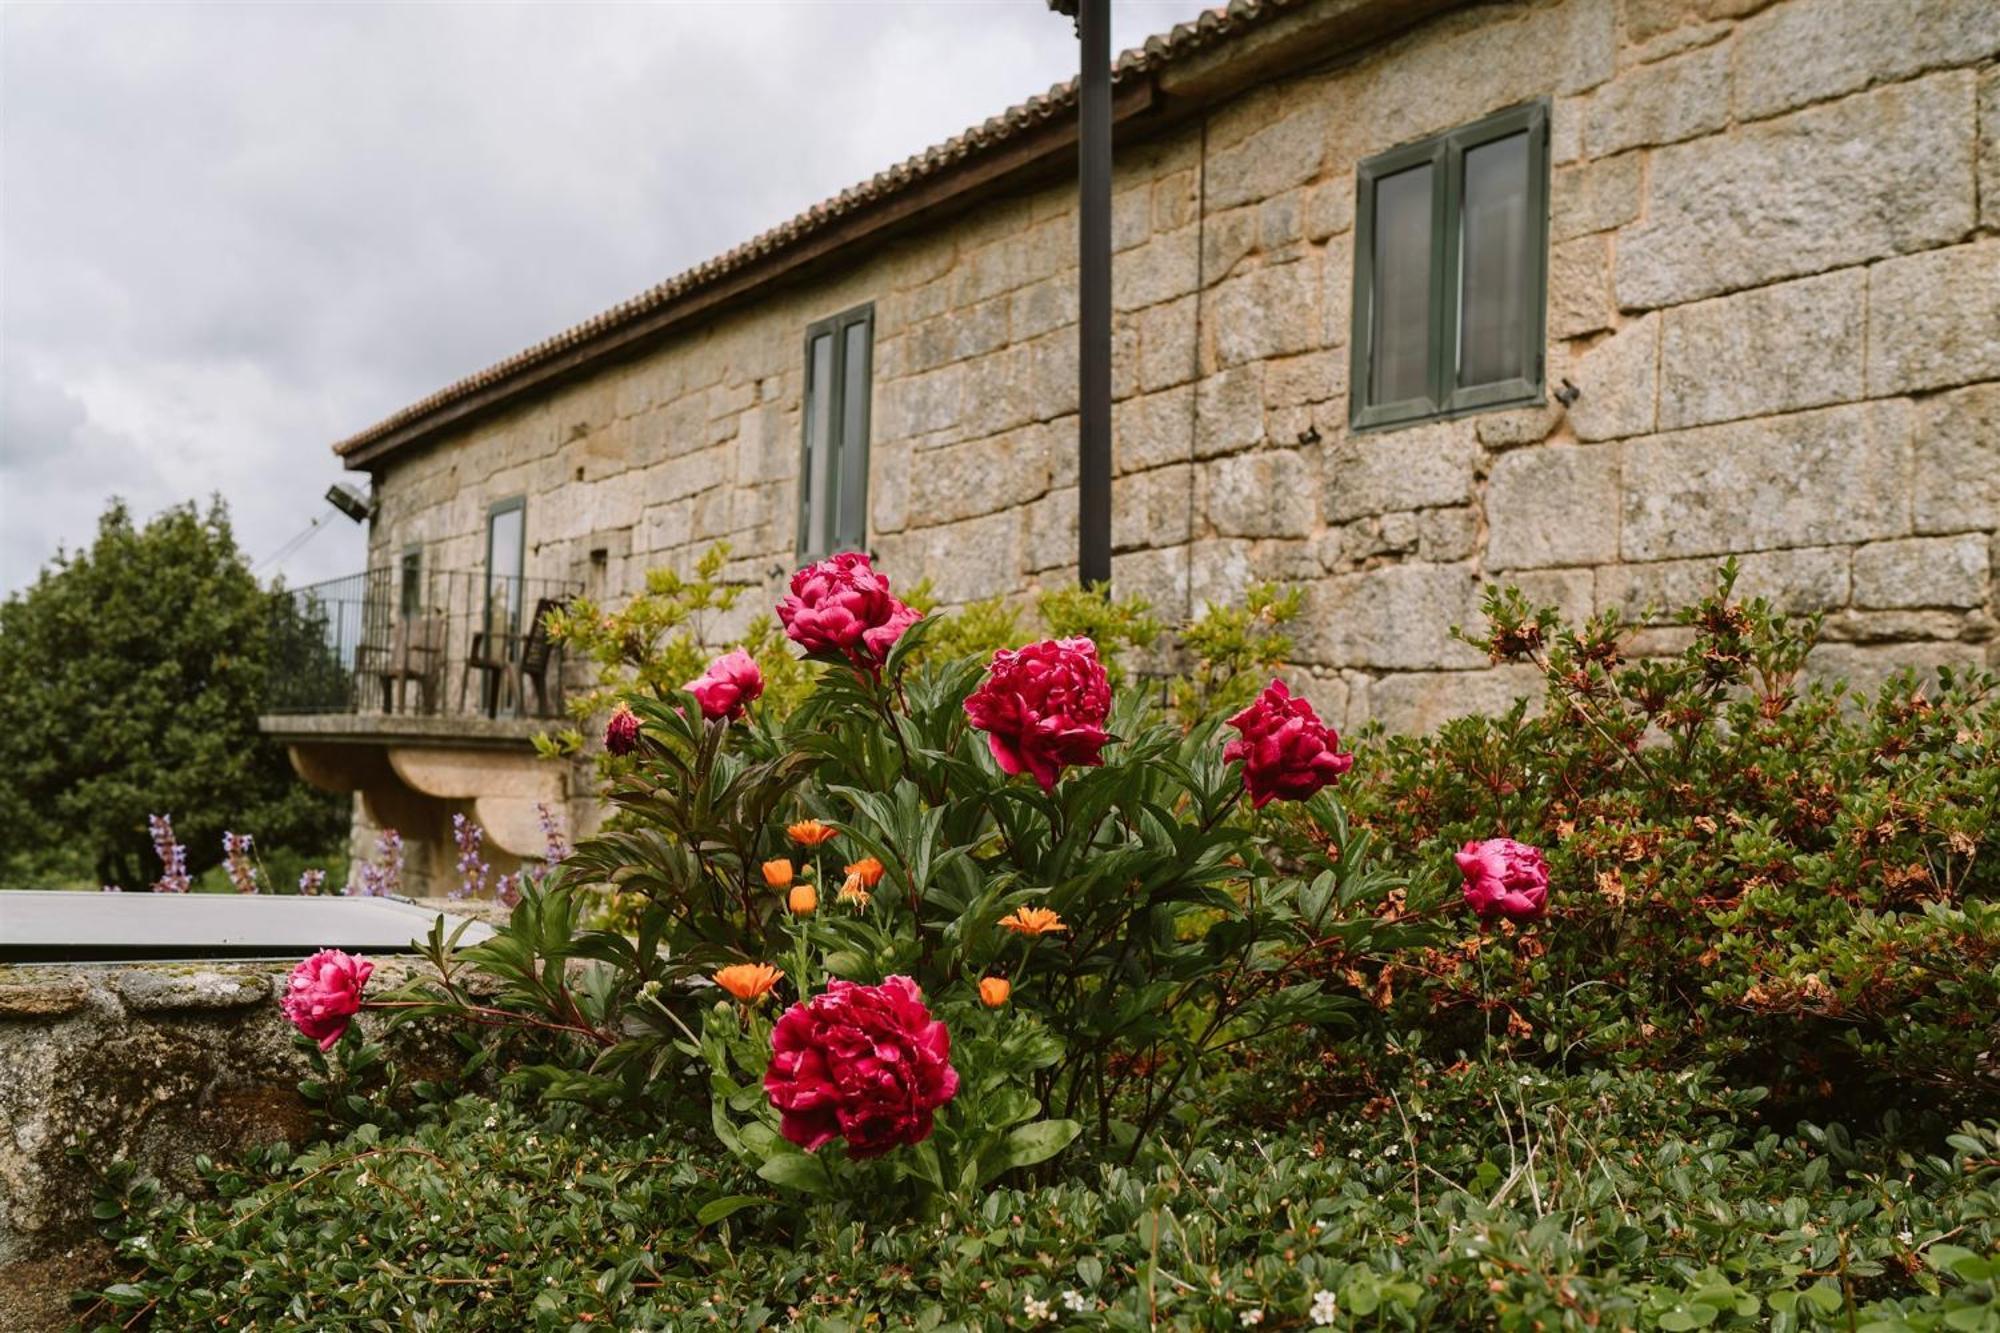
1024, 1294, 1052, 1321
1898, 1229, 1915, 1245
1062, 1290, 1088, 1312
1310, 1289, 1339, 1325
1346, 1147, 1363, 1159
482, 1116, 498, 1130
1384, 1143, 1401, 1158
1240, 1311, 1265, 1327
428, 1213, 441, 1224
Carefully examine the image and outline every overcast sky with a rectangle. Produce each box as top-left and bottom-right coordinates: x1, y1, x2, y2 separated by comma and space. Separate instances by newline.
1, 0, 1213, 596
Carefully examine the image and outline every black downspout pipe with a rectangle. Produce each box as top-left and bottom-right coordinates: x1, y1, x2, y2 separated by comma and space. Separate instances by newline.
1075, 0, 1113, 590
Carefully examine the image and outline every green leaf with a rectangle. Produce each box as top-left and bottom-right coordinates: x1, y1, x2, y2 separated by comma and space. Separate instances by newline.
695, 1194, 767, 1226
756, 1152, 834, 1195
991, 1120, 1083, 1177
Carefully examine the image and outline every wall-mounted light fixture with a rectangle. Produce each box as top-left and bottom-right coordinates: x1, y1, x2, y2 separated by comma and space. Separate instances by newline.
326, 483, 373, 523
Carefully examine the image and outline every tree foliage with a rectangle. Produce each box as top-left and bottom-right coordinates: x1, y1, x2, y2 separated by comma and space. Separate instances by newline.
0, 497, 346, 888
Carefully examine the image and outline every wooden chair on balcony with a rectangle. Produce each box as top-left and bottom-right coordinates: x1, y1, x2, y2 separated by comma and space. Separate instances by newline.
459, 594, 519, 719
515, 596, 569, 717
367, 614, 445, 714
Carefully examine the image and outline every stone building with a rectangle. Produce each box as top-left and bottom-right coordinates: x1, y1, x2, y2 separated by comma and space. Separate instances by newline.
263, 0, 2000, 891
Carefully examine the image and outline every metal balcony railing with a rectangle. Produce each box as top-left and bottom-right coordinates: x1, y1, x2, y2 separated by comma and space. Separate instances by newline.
266, 568, 580, 718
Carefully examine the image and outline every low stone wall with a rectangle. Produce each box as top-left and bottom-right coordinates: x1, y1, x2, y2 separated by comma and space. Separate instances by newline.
0, 950, 474, 1330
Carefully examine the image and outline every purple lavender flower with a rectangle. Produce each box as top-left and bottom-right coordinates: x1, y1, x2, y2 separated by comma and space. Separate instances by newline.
495, 871, 522, 908
536, 802, 569, 865
348, 829, 403, 897
298, 868, 326, 896
451, 813, 490, 901
222, 831, 260, 894
148, 814, 191, 894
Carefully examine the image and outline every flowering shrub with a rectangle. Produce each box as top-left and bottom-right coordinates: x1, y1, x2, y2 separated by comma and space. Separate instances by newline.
369, 554, 1390, 1214
1331, 560, 1999, 1106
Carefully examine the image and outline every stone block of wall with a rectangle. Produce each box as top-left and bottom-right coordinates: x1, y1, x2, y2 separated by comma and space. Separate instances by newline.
1658, 268, 1866, 429
1865, 239, 2000, 396
1616, 72, 1976, 310
1487, 444, 1621, 570
1621, 402, 1912, 561
1851, 535, 1991, 610
1914, 384, 2000, 536
1323, 422, 1480, 522
1732, 0, 2000, 123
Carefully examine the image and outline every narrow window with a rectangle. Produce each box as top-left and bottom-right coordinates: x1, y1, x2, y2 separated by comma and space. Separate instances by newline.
485, 498, 525, 638
398, 545, 423, 619
797, 303, 874, 561
1351, 101, 1548, 431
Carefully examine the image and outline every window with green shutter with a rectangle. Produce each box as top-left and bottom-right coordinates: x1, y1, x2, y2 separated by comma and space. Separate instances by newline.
1349, 101, 1549, 432
797, 303, 874, 561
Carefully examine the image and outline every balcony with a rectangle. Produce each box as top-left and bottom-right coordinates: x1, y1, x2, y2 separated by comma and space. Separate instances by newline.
265, 567, 581, 721
258, 568, 583, 871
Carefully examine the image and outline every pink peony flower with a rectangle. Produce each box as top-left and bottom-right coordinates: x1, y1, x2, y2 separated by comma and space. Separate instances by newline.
281, 949, 374, 1051
604, 703, 641, 755
963, 637, 1112, 791
1456, 838, 1550, 921
764, 975, 959, 1159
685, 649, 765, 721
776, 552, 922, 667
1222, 678, 1354, 808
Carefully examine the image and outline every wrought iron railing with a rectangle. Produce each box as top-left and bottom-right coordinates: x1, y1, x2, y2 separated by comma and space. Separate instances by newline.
266, 568, 580, 718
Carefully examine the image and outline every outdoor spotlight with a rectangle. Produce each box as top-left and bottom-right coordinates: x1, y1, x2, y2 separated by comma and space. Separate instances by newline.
326, 483, 373, 523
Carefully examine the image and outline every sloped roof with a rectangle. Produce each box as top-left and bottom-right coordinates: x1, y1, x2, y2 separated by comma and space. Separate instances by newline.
333, 0, 1415, 466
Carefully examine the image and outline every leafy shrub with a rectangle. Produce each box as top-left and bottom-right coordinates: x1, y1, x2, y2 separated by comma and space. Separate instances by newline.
1329, 561, 1999, 1108
82, 1069, 2000, 1331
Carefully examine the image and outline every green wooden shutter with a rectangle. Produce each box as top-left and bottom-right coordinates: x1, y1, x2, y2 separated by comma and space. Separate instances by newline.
1349, 99, 1549, 433
797, 303, 874, 561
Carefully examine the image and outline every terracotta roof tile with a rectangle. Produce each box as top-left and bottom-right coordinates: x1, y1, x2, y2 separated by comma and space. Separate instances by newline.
333, 1, 1303, 461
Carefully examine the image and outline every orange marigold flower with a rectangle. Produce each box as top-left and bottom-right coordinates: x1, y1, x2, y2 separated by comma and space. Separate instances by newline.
788, 882, 818, 915
713, 963, 784, 1003
761, 858, 794, 889
844, 856, 885, 888
978, 977, 1011, 1007
998, 906, 1067, 937
788, 820, 838, 847
837, 872, 871, 909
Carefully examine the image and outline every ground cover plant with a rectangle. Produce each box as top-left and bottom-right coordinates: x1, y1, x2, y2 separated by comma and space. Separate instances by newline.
81, 554, 2000, 1330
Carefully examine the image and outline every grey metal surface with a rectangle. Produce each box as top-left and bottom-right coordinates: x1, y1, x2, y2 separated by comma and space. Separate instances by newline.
0, 891, 495, 963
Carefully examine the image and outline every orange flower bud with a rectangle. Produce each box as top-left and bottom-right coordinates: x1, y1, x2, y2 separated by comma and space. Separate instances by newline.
836, 872, 871, 908
713, 963, 783, 1003
979, 977, 1011, 1007
761, 858, 794, 889
788, 882, 818, 915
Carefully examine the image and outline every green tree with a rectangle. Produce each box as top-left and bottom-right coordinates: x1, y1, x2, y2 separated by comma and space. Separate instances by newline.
0, 498, 347, 889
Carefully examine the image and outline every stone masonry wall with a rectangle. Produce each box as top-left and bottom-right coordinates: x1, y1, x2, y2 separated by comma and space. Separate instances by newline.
365, 0, 2000, 742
